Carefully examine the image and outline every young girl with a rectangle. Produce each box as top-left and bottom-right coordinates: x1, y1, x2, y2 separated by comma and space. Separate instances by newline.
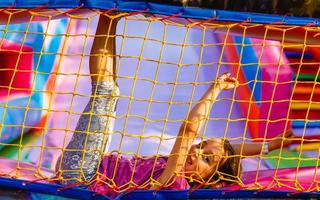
55, 14, 294, 198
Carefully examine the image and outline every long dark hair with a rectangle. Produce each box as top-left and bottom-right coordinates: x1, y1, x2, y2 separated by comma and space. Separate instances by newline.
213, 139, 242, 186
189, 139, 242, 189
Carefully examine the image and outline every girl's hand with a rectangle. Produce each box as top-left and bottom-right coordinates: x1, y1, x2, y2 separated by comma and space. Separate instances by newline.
269, 130, 295, 151
216, 72, 239, 90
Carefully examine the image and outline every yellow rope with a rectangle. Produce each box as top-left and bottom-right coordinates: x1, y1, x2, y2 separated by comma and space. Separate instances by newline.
0, 9, 319, 193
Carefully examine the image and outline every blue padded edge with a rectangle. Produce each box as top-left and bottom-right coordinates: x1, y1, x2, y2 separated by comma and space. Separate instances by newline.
0, 0, 319, 26
4, 0, 82, 8
0, 177, 111, 200
188, 189, 320, 199
0, 176, 319, 200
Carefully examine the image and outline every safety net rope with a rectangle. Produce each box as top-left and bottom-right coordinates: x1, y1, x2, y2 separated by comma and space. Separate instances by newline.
0, 7, 319, 198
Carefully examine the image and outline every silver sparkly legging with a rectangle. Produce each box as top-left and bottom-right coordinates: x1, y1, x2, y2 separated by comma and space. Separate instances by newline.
56, 82, 119, 184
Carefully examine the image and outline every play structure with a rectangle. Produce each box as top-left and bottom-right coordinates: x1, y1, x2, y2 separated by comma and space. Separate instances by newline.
0, 0, 319, 199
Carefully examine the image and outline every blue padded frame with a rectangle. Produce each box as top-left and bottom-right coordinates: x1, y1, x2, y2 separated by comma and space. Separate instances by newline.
0, 0, 319, 199
0, 0, 319, 26
0, 177, 111, 200
0, 176, 319, 199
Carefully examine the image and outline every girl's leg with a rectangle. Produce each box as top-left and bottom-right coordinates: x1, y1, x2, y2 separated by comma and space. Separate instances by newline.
57, 83, 119, 184
89, 14, 117, 83
56, 15, 119, 184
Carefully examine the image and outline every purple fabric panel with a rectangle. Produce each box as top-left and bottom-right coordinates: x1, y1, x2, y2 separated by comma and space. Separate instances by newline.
91, 154, 189, 197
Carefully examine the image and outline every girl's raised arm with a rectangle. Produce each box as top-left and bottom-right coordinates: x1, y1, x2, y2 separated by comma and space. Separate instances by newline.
152, 73, 238, 188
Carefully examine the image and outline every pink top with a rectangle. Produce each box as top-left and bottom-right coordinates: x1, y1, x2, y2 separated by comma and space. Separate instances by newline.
89, 154, 190, 198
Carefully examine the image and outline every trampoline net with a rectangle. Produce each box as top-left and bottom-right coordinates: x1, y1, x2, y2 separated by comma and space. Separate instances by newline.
0, 6, 319, 197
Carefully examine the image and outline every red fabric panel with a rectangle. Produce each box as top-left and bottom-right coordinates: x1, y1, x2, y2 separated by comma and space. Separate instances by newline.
0, 41, 33, 100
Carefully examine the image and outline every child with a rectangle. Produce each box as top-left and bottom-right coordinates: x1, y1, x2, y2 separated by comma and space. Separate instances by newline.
55, 14, 294, 198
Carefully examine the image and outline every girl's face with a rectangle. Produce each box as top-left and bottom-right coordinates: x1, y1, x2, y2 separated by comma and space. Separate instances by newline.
184, 139, 225, 181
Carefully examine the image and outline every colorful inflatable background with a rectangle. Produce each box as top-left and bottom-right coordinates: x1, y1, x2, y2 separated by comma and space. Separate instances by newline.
0, 19, 68, 150
0, 12, 319, 175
